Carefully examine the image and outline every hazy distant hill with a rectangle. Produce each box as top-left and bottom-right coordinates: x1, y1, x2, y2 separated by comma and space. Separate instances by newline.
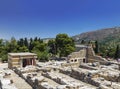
72, 27, 120, 44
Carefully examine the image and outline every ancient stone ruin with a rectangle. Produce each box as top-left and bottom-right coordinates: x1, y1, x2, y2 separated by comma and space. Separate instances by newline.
0, 47, 120, 89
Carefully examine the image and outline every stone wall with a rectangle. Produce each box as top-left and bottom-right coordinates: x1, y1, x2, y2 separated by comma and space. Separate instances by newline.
80, 63, 98, 70
61, 62, 80, 68
59, 68, 100, 87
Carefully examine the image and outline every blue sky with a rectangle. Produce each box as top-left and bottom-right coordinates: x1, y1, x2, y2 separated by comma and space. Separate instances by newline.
0, 0, 120, 39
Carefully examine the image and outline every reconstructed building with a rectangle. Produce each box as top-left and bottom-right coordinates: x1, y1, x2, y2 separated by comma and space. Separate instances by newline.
68, 45, 91, 63
8, 52, 37, 69
67, 45, 107, 64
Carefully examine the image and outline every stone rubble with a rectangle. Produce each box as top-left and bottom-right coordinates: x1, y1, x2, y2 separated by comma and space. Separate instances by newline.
0, 58, 120, 89
0, 63, 32, 89
0, 63, 17, 89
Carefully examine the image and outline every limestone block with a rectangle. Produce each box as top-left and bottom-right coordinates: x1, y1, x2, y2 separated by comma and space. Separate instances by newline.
99, 85, 112, 89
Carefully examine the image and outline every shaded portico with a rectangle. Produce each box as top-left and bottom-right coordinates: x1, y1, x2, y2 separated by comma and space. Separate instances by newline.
8, 52, 37, 69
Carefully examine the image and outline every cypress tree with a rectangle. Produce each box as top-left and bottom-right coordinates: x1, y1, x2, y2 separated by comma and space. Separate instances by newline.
34, 37, 38, 41
95, 41, 99, 54
115, 45, 120, 59
29, 38, 33, 52
24, 38, 29, 48
19, 38, 24, 47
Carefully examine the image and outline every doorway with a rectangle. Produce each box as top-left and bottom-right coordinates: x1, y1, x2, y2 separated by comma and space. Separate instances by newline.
83, 58, 86, 63
22, 59, 34, 67
23, 59, 27, 67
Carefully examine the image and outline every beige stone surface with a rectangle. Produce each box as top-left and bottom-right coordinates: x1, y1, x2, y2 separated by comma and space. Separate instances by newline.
9, 71, 32, 89
0, 63, 32, 89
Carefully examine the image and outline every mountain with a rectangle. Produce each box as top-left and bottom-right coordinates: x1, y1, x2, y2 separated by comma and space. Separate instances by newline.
72, 27, 120, 44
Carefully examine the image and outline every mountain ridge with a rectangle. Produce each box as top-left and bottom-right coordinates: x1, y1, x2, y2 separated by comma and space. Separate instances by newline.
72, 27, 120, 44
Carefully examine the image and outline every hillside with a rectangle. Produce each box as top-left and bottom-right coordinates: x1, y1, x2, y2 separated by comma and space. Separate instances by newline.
72, 27, 120, 45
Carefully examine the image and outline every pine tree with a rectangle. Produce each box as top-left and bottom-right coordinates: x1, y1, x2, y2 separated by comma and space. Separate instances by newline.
55, 34, 75, 57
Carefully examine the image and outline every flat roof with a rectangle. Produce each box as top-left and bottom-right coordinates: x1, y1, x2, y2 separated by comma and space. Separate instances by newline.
8, 52, 37, 56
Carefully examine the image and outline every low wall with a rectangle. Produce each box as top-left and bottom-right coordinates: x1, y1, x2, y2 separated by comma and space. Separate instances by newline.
61, 62, 80, 68
59, 69, 100, 87
80, 64, 98, 70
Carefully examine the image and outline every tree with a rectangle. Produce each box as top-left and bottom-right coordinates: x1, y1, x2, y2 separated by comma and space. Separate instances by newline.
18, 38, 24, 47
48, 40, 56, 55
29, 38, 34, 52
38, 37, 43, 43
7, 37, 18, 52
0, 39, 14, 62
1, 54, 7, 62
94, 41, 99, 54
0, 34, 75, 62
32, 41, 50, 61
0, 39, 7, 62
18, 45, 29, 52
0, 39, 4, 54
114, 45, 120, 59
55, 34, 75, 57
34, 37, 38, 41
37, 51, 50, 62
24, 38, 29, 48
32, 41, 46, 52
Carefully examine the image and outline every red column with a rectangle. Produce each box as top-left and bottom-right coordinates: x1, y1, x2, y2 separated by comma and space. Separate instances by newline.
33, 59, 36, 65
